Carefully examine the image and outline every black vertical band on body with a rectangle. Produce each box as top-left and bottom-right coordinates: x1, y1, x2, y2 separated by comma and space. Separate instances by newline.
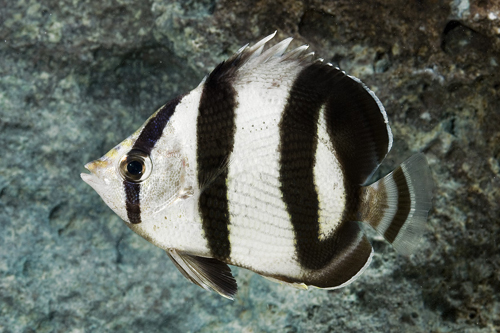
197, 61, 237, 261
124, 96, 184, 224
324, 72, 391, 239
279, 62, 386, 274
279, 63, 347, 270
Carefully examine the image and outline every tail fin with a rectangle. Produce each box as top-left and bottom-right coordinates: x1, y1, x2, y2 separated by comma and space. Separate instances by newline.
359, 153, 433, 255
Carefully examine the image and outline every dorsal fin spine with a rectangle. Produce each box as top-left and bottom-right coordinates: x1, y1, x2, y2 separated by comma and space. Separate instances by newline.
212, 33, 317, 80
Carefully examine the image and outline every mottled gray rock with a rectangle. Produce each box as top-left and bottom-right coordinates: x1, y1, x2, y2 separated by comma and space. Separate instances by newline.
1, 0, 499, 332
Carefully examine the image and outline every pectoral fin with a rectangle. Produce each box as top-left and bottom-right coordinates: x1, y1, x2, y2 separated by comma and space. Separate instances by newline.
166, 249, 237, 300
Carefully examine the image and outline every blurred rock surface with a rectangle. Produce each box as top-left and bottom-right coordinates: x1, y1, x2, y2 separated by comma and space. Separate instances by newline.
1, 0, 499, 331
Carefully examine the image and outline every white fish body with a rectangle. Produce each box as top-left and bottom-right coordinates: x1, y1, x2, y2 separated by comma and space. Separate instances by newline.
81, 33, 433, 299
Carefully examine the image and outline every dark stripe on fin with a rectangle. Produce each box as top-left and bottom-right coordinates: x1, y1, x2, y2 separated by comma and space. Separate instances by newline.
384, 167, 411, 243
359, 153, 433, 255
197, 62, 237, 261
325, 75, 391, 185
124, 181, 141, 224
310, 221, 372, 288
122, 96, 183, 224
267, 221, 373, 289
279, 63, 350, 270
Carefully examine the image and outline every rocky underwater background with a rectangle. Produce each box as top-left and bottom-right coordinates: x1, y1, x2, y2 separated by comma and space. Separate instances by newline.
1, 0, 499, 332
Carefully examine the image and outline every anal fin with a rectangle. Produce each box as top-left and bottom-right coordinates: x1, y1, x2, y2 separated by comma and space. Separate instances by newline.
263, 221, 374, 290
263, 276, 308, 290
166, 249, 237, 300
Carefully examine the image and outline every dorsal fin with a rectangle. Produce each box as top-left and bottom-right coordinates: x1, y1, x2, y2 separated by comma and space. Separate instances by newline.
323, 73, 393, 185
205, 32, 313, 84
206, 32, 392, 185
251, 37, 293, 65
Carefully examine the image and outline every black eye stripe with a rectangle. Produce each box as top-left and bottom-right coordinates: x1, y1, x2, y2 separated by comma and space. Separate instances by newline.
133, 95, 184, 154
123, 95, 184, 225
124, 181, 141, 224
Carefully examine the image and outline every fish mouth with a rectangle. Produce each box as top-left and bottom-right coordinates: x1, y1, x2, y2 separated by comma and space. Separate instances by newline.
80, 161, 104, 187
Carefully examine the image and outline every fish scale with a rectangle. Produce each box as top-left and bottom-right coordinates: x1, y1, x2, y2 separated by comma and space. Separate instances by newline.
81, 32, 433, 300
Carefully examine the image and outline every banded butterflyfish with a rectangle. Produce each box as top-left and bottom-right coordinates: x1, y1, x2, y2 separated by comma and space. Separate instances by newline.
81, 32, 433, 300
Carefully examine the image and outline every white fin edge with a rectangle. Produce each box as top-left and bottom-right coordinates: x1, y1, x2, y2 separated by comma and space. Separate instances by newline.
235, 33, 317, 74
361, 153, 433, 255
245, 31, 277, 61
348, 74, 393, 156
280, 44, 309, 61
254, 37, 293, 64
389, 153, 433, 255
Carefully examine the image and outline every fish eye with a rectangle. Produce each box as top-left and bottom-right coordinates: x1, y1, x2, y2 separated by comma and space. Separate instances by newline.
127, 160, 143, 175
119, 149, 153, 183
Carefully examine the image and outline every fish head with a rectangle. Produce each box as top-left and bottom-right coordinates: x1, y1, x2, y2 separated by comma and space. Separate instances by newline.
81, 119, 194, 225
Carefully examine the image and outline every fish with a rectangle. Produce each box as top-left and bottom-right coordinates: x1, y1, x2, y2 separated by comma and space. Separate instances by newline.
81, 32, 434, 300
